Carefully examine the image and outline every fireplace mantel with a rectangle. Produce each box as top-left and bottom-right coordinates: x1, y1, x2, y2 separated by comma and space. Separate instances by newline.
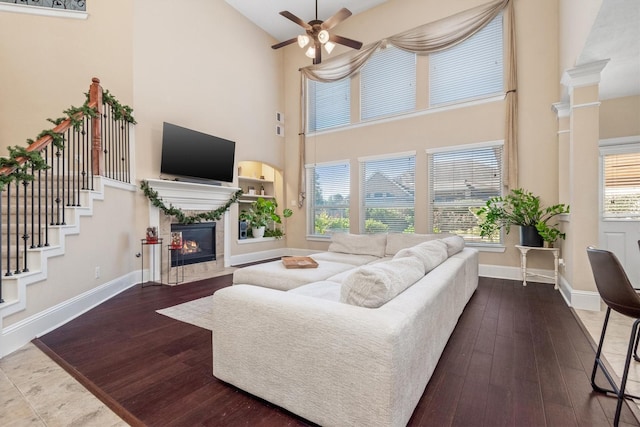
144, 178, 240, 210
145, 178, 241, 269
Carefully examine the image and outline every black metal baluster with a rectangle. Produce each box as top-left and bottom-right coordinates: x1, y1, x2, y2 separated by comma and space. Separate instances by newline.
14, 181, 20, 274
5, 184, 12, 277
37, 168, 43, 247
60, 134, 65, 225
22, 179, 29, 273
81, 117, 87, 190
30, 167, 35, 249
44, 147, 50, 246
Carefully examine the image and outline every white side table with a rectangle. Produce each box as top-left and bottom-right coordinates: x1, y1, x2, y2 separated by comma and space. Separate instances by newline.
515, 245, 560, 290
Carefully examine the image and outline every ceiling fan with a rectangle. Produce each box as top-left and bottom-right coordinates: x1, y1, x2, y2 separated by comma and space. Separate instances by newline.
271, 0, 363, 65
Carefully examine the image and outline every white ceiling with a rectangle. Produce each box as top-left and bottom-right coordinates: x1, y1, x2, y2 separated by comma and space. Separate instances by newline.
225, 0, 640, 100
224, 0, 388, 42
578, 0, 640, 100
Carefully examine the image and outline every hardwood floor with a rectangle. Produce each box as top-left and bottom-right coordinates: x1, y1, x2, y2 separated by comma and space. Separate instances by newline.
34, 276, 640, 426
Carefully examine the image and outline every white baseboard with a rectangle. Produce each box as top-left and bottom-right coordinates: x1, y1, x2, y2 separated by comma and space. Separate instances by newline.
0, 271, 139, 358
480, 263, 601, 311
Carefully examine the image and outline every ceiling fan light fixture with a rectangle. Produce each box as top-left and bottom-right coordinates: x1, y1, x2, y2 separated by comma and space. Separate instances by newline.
297, 34, 310, 48
324, 41, 336, 54
305, 46, 316, 58
317, 29, 330, 44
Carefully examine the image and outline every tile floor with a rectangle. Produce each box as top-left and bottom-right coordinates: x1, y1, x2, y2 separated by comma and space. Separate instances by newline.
0, 342, 126, 426
575, 306, 640, 410
3, 296, 640, 425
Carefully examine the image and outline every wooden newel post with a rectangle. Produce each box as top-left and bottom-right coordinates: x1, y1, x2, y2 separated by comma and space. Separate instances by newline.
89, 77, 104, 176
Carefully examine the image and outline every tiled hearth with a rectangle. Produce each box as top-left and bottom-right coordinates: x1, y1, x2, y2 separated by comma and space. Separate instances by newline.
144, 178, 240, 284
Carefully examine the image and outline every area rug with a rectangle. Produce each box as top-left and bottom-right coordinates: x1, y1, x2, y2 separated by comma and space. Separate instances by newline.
156, 295, 213, 330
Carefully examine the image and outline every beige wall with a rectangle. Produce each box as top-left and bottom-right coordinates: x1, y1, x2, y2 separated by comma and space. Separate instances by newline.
132, 0, 286, 255
282, 0, 562, 270
0, 1, 134, 150
600, 95, 640, 139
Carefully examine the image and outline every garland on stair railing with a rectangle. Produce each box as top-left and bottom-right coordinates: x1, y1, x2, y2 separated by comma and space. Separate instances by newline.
140, 180, 244, 224
0, 91, 136, 191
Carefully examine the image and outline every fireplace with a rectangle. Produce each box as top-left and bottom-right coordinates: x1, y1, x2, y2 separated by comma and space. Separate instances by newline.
170, 223, 216, 267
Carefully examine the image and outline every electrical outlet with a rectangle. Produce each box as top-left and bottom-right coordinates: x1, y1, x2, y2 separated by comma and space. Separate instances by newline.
95, 266, 100, 279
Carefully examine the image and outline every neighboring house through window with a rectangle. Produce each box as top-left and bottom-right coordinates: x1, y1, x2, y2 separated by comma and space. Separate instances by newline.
360, 153, 416, 233
428, 142, 503, 243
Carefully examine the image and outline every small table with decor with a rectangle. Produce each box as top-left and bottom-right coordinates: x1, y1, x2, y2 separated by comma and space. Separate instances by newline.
515, 245, 560, 290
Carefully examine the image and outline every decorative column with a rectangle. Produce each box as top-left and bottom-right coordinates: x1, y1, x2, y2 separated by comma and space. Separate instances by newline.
560, 59, 609, 309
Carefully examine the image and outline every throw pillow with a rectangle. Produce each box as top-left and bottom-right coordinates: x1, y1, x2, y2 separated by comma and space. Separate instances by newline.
394, 239, 449, 273
341, 256, 425, 308
328, 233, 387, 258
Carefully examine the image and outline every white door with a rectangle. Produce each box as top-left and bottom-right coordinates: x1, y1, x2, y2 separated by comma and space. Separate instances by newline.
599, 138, 640, 287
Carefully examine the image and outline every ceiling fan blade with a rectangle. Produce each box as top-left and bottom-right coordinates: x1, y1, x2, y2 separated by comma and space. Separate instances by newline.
279, 11, 311, 30
329, 34, 363, 50
321, 8, 352, 30
271, 38, 298, 50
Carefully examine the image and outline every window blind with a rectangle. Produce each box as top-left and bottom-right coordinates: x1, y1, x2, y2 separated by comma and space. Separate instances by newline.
307, 78, 350, 132
306, 162, 351, 235
361, 46, 416, 120
603, 151, 640, 218
428, 144, 503, 242
361, 154, 415, 233
429, 14, 504, 107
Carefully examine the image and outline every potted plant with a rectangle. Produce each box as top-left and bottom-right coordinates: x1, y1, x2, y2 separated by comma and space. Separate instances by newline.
476, 188, 570, 247
239, 197, 293, 239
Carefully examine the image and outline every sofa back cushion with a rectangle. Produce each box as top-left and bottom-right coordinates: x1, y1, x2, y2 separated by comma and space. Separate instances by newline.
393, 239, 449, 273
440, 235, 465, 257
341, 256, 425, 308
329, 233, 387, 258
384, 232, 452, 256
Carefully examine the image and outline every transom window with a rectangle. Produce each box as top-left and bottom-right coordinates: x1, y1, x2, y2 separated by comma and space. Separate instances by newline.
307, 78, 350, 132
361, 45, 416, 121
429, 14, 504, 106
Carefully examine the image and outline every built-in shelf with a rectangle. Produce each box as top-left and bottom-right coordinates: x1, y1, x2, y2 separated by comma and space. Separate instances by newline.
239, 174, 274, 202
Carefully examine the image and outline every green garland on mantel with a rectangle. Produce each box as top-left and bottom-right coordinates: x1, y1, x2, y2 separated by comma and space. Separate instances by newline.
140, 180, 244, 225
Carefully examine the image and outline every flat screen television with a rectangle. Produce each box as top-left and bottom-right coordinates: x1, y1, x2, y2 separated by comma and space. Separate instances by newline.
161, 122, 236, 184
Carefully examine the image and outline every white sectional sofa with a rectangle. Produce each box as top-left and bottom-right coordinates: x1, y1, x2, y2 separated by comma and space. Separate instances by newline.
212, 233, 479, 427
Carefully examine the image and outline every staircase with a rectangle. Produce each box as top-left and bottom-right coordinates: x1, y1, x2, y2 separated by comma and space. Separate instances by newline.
0, 78, 135, 357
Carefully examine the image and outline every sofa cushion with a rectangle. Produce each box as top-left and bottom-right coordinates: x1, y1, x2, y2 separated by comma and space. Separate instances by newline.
384, 232, 452, 256
340, 256, 425, 308
394, 239, 449, 273
310, 251, 380, 266
328, 233, 387, 258
288, 280, 341, 302
441, 235, 465, 257
232, 260, 354, 291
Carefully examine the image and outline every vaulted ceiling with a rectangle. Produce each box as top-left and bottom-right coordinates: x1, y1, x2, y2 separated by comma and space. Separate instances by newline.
225, 0, 640, 100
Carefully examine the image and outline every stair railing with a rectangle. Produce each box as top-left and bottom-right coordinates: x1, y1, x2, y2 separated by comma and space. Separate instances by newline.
0, 77, 134, 304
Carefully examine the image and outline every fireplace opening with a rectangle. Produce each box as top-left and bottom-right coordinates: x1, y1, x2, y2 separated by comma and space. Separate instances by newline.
170, 222, 216, 267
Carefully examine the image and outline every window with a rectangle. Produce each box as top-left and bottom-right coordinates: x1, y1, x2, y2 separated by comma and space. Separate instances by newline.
307, 78, 350, 132
307, 162, 351, 236
601, 147, 640, 219
429, 14, 504, 106
361, 46, 416, 120
428, 143, 503, 243
360, 154, 415, 233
